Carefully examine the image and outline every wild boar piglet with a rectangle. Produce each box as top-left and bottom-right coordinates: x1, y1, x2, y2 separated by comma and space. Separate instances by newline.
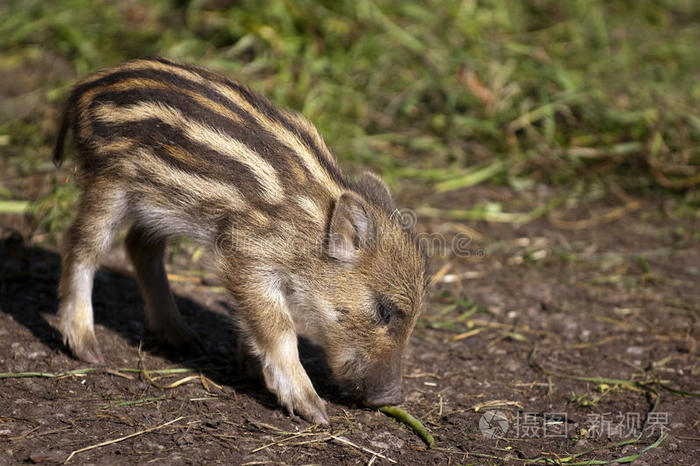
53, 58, 429, 424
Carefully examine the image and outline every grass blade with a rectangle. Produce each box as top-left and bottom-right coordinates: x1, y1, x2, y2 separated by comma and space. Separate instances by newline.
435, 160, 506, 192
0, 200, 29, 214
379, 405, 435, 448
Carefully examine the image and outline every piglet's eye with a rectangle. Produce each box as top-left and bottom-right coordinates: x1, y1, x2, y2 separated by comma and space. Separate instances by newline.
378, 303, 391, 323
376, 296, 401, 325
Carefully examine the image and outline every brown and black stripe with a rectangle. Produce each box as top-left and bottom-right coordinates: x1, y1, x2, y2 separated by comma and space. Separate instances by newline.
53, 57, 348, 218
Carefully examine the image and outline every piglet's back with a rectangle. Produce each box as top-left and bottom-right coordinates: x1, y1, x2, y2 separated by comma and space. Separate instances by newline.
54, 57, 346, 238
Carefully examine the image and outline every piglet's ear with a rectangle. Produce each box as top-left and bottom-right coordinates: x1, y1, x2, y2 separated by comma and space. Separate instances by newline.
327, 192, 374, 264
354, 171, 394, 213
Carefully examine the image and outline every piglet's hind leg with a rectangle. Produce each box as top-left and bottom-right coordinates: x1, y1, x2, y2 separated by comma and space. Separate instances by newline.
57, 187, 126, 364
125, 225, 204, 355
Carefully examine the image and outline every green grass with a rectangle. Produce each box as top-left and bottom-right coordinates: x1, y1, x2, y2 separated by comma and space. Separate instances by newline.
0, 0, 698, 237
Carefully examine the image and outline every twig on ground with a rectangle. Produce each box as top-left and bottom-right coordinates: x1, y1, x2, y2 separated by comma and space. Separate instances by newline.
63, 416, 184, 464
429, 262, 452, 287
548, 198, 641, 230
105, 369, 135, 380
403, 371, 441, 379
103, 397, 165, 410
199, 372, 223, 391
566, 335, 624, 349
8, 426, 40, 441
529, 345, 700, 397
137, 342, 165, 389
330, 435, 397, 463
0, 368, 94, 379
451, 328, 485, 341
469, 400, 523, 412
251, 427, 329, 453
117, 367, 195, 375
244, 417, 294, 435
159, 375, 200, 389
135, 344, 221, 392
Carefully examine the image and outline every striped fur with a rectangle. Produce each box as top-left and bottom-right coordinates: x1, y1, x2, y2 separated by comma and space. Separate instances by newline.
54, 58, 428, 424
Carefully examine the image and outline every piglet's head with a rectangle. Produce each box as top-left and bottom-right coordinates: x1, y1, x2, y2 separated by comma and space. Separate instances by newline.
313, 173, 429, 407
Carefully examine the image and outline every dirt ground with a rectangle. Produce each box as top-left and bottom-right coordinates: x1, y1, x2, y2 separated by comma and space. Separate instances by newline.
1, 183, 698, 465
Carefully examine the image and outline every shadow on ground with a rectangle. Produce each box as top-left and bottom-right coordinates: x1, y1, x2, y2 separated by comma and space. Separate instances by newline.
0, 235, 340, 415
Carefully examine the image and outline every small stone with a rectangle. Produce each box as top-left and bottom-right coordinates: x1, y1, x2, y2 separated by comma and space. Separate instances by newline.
369, 431, 404, 450
620, 445, 636, 455
504, 360, 520, 373
29, 450, 67, 463
175, 433, 194, 446
579, 330, 591, 342
369, 440, 389, 450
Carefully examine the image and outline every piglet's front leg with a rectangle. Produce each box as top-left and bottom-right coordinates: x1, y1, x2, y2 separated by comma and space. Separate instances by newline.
260, 331, 329, 424
229, 274, 329, 425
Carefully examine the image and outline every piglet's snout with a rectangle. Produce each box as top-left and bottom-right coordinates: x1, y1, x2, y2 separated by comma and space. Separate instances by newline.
363, 385, 405, 407
362, 357, 404, 407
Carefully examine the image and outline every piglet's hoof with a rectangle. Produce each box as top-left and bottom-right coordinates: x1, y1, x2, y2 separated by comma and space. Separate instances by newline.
149, 322, 206, 357
288, 390, 330, 426
69, 335, 104, 364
